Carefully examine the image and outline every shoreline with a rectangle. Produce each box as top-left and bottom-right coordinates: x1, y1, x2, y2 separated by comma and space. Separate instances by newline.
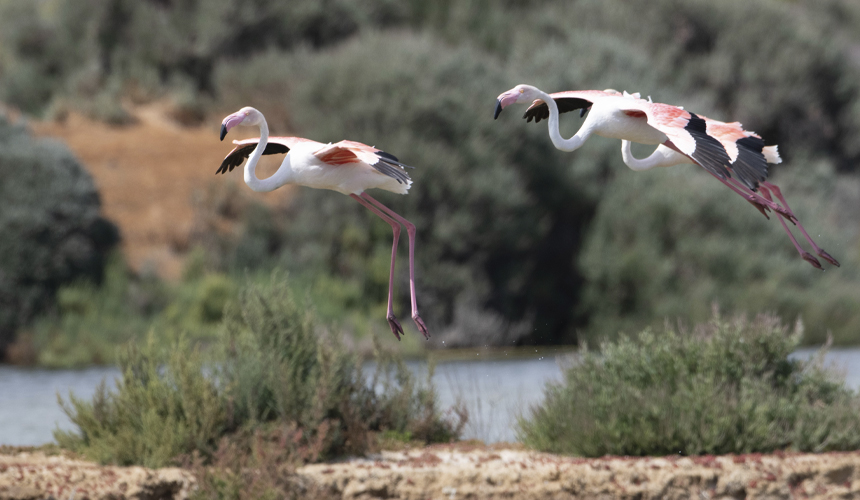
2, 444, 859, 499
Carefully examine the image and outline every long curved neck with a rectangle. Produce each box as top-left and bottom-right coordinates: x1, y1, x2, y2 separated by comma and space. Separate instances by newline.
244, 117, 291, 192
537, 89, 590, 152
621, 140, 655, 171
621, 141, 692, 171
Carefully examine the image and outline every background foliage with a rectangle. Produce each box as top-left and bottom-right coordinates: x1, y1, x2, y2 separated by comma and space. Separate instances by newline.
0, 115, 118, 356
2, 0, 860, 353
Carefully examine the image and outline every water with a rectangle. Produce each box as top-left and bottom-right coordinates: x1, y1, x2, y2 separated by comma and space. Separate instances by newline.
0, 365, 120, 446
1, 348, 858, 447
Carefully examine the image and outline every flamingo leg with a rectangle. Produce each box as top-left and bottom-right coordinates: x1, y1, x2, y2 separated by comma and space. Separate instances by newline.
757, 186, 823, 269
350, 194, 405, 340
727, 177, 797, 223
700, 170, 771, 219
360, 192, 430, 339
759, 182, 840, 267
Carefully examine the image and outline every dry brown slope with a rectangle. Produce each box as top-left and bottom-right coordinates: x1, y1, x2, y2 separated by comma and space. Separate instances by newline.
31, 106, 290, 279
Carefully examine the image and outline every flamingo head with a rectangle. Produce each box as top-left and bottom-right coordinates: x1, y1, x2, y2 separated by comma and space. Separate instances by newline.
494, 85, 542, 119
220, 106, 262, 141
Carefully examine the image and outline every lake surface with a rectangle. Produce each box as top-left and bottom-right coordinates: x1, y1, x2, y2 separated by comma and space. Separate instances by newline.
1, 347, 857, 446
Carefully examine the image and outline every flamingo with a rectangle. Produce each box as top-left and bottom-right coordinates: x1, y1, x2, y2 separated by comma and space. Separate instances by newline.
494, 85, 839, 269
217, 106, 429, 340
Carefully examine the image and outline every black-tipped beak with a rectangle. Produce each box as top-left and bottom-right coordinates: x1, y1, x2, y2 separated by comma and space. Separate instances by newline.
220, 123, 227, 141
494, 100, 503, 120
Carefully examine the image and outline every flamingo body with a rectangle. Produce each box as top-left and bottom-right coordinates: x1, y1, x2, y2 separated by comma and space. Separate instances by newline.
219, 137, 412, 195
495, 85, 839, 269
218, 107, 428, 339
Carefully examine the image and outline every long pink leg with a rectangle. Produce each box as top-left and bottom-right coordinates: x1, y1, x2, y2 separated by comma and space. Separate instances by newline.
757, 186, 823, 269
361, 192, 430, 339
350, 194, 405, 340
761, 181, 840, 267
720, 176, 796, 223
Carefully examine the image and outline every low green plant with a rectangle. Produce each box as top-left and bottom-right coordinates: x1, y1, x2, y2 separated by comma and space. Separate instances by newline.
55, 275, 465, 469
519, 313, 860, 456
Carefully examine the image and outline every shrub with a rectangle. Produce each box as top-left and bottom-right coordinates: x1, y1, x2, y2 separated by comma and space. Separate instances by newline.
0, 115, 119, 358
55, 275, 465, 468
518, 313, 860, 456
30, 254, 164, 368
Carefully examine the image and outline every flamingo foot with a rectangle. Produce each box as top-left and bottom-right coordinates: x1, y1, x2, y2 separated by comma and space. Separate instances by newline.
412, 313, 430, 340
387, 314, 404, 341
801, 251, 824, 270
747, 200, 770, 220
778, 209, 798, 225
817, 249, 840, 267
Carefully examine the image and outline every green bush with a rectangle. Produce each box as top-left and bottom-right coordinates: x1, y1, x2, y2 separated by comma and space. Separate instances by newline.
0, 115, 119, 358
30, 254, 164, 368
55, 275, 465, 468
519, 313, 860, 456
27, 251, 242, 368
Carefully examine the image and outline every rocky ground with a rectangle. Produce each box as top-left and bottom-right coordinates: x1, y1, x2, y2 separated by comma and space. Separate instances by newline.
0, 450, 194, 500
3, 444, 860, 499
302, 444, 860, 499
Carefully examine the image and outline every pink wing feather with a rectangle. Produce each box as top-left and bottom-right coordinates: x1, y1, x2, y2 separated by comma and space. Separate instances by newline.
218, 137, 412, 185
617, 98, 767, 189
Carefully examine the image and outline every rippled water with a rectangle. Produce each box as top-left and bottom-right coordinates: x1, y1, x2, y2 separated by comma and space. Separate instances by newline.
1, 347, 857, 446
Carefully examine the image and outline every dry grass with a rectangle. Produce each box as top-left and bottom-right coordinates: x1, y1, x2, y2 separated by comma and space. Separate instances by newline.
30, 103, 293, 279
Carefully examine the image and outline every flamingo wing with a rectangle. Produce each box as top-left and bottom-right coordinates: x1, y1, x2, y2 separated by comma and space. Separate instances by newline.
216, 136, 324, 174
314, 140, 413, 185
700, 118, 771, 190
523, 90, 617, 123
610, 100, 746, 186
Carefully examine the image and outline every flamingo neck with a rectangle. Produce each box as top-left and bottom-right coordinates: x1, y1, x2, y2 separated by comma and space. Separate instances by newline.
621, 140, 656, 171
621, 141, 691, 171
244, 118, 291, 192
538, 89, 590, 152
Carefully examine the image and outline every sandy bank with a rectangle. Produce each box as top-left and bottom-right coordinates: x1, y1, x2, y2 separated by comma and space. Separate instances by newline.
0, 451, 194, 500
2, 445, 860, 499
299, 444, 860, 499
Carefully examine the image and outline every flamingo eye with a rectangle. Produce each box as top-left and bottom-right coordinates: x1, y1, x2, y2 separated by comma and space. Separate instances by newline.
519, 88, 524, 94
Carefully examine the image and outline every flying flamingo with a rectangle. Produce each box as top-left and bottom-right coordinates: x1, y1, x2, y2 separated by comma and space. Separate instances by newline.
218, 106, 429, 340
494, 85, 839, 269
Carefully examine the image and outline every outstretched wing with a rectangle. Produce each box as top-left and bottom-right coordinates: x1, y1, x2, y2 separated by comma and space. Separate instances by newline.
700, 118, 772, 190
216, 136, 324, 174
618, 100, 772, 190
313, 140, 413, 185
523, 90, 617, 123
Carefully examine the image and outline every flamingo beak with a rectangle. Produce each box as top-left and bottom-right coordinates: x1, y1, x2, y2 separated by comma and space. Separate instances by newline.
220, 112, 245, 141
494, 90, 519, 120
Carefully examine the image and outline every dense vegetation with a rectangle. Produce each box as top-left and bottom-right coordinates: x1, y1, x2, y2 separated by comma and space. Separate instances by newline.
56, 277, 464, 472
0, 115, 118, 359
2, 0, 860, 352
519, 313, 860, 456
